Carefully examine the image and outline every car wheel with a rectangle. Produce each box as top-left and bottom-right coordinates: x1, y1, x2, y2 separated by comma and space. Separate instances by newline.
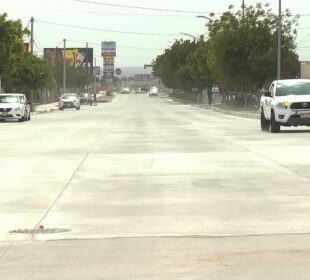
270, 110, 280, 133
59, 107, 64, 111
260, 109, 270, 131
18, 116, 25, 122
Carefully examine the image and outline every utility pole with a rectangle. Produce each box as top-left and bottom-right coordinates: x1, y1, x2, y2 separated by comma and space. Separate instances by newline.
56, 47, 60, 97
86, 42, 89, 92
63, 39, 66, 94
242, 0, 245, 19
30, 17, 34, 111
94, 57, 97, 106
277, 0, 282, 80
30, 17, 34, 55
0, 76, 2, 94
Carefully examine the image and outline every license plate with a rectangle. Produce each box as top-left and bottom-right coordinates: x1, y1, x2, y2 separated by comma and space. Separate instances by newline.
300, 112, 310, 118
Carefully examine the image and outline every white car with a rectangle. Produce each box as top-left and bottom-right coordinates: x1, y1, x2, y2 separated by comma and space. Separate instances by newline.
260, 79, 310, 132
120, 87, 130, 94
0, 93, 31, 122
149, 86, 159, 97
59, 93, 80, 110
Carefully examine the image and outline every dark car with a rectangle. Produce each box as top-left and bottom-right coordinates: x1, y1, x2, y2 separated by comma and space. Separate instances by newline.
141, 87, 150, 93
79, 93, 93, 106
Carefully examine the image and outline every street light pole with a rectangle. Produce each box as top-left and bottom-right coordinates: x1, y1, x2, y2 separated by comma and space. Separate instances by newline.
242, 0, 245, 19
63, 39, 66, 94
30, 17, 34, 112
277, 0, 282, 80
179, 32, 196, 40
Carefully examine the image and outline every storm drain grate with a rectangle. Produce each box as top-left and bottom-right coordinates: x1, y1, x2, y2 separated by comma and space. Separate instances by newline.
10, 228, 71, 234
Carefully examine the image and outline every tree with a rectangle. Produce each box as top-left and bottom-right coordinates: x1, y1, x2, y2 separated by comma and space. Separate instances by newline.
14, 55, 53, 100
187, 39, 214, 91
51, 58, 89, 93
0, 13, 27, 91
206, 3, 299, 94
153, 40, 198, 91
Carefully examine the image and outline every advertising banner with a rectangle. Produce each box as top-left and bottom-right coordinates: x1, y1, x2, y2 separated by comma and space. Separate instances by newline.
44, 48, 93, 74
134, 74, 156, 80
103, 56, 115, 66
101, 41, 116, 57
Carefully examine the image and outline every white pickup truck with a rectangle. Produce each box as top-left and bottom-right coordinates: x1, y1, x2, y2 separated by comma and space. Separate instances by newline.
0, 93, 31, 122
260, 79, 310, 133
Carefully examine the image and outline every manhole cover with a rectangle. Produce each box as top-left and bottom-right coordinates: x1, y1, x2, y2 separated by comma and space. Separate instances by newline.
10, 228, 71, 234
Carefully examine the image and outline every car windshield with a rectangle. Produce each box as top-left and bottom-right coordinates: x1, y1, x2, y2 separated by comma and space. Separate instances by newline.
62, 95, 76, 99
80, 93, 89, 97
276, 82, 310, 96
0, 95, 19, 103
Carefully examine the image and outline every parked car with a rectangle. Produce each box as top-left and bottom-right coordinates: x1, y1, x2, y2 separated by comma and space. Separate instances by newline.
59, 93, 80, 110
79, 93, 93, 106
141, 87, 150, 93
149, 86, 159, 97
0, 93, 31, 122
120, 87, 130, 94
260, 79, 310, 133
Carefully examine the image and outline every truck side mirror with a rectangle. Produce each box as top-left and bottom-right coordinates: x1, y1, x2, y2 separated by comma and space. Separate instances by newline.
263, 91, 272, 98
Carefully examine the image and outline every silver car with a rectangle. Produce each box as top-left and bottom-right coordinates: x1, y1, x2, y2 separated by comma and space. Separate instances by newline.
59, 93, 81, 110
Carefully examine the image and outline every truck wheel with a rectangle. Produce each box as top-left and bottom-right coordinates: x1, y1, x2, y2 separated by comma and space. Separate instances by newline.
261, 109, 270, 131
270, 110, 280, 133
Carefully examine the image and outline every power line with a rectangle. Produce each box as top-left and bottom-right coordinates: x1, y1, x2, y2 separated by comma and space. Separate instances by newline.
66, 39, 164, 51
36, 19, 180, 37
34, 31, 43, 51
75, 0, 212, 14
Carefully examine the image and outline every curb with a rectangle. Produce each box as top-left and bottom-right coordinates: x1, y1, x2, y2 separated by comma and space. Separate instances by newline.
170, 98, 260, 120
197, 104, 260, 120
32, 106, 59, 115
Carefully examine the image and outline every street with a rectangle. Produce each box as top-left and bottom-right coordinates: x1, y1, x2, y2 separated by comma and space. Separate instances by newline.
1, 94, 310, 279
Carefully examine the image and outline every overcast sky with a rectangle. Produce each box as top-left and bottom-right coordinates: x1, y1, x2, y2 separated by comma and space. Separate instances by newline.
2, 0, 310, 69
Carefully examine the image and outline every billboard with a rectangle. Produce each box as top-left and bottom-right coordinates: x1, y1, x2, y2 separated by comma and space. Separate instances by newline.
134, 74, 156, 80
44, 48, 94, 74
101, 41, 116, 57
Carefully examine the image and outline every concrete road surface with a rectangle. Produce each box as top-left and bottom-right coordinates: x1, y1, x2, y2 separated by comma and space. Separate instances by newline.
1, 94, 310, 279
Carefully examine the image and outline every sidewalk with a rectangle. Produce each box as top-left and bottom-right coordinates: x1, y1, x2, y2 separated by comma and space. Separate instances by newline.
170, 97, 260, 120
33, 102, 59, 115
198, 104, 260, 120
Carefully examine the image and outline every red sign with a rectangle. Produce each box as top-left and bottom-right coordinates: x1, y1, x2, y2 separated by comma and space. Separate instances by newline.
115, 68, 122, 75
93, 66, 100, 76
23, 43, 29, 54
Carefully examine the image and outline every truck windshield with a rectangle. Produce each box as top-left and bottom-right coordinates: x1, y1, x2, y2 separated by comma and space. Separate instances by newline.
0, 95, 19, 103
276, 82, 310, 96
